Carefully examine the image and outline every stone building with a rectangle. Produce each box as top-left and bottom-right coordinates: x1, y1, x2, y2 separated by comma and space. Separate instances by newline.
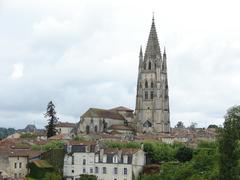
63, 141, 145, 180
77, 107, 134, 134
135, 16, 170, 133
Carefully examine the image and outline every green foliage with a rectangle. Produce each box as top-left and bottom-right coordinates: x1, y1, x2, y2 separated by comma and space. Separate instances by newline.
45, 101, 58, 138
41, 148, 64, 174
43, 172, 61, 180
20, 132, 37, 139
79, 174, 97, 180
175, 121, 185, 128
218, 105, 240, 180
175, 146, 193, 162
208, 124, 218, 129
144, 142, 182, 163
0, 127, 15, 139
73, 135, 86, 141
140, 141, 219, 180
31, 140, 64, 151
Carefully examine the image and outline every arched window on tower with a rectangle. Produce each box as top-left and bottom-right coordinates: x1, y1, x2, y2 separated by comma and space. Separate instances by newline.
145, 91, 148, 100
148, 61, 151, 70
145, 81, 148, 88
151, 82, 154, 88
143, 62, 146, 70
150, 91, 154, 99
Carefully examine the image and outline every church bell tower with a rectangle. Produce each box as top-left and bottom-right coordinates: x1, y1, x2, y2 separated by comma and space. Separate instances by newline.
135, 16, 170, 133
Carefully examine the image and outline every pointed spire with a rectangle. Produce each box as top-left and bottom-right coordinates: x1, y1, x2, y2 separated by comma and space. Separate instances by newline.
162, 46, 167, 72
139, 45, 143, 57
144, 15, 161, 59
163, 46, 166, 58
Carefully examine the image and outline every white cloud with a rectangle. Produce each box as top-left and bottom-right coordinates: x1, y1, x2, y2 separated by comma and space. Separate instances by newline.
11, 63, 24, 80
1, 0, 240, 129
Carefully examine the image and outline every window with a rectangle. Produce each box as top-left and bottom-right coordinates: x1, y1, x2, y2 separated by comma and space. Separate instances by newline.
95, 167, 99, 174
90, 168, 93, 173
103, 155, 107, 163
86, 125, 90, 134
114, 167, 118, 175
145, 91, 148, 100
83, 168, 86, 173
123, 155, 128, 164
151, 91, 154, 99
19, 162, 22, 168
103, 167, 107, 174
91, 118, 93, 123
95, 155, 99, 163
72, 170, 74, 173
124, 168, 128, 175
94, 125, 98, 133
19, 173, 21, 177
71, 156, 74, 165
14, 173, 17, 178
148, 61, 151, 70
14, 163, 17, 169
143, 62, 146, 70
145, 81, 148, 88
151, 82, 154, 88
83, 159, 86, 165
113, 155, 118, 163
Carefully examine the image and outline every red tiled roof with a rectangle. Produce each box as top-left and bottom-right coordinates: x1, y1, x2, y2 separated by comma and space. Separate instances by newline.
56, 122, 76, 128
82, 108, 125, 120
109, 106, 134, 112
104, 148, 140, 155
68, 140, 96, 146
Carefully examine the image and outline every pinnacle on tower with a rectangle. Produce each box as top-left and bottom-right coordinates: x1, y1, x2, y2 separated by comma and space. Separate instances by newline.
139, 45, 143, 57
144, 15, 161, 59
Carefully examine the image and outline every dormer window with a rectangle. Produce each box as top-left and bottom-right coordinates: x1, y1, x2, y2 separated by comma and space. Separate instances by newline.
113, 155, 118, 163
95, 155, 99, 163
103, 155, 107, 163
123, 155, 128, 164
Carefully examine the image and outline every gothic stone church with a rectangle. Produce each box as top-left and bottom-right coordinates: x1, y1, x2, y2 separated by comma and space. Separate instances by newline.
77, 17, 170, 135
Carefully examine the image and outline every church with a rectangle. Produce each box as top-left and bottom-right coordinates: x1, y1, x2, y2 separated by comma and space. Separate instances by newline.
77, 16, 170, 135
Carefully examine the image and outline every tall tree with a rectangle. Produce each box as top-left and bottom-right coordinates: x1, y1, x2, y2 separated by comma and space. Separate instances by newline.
45, 101, 58, 138
175, 121, 185, 128
219, 105, 240, 180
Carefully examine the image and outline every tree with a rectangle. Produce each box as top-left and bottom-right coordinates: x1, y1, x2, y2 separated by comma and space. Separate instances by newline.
208, 124, 218, 129
79, 174, 97, 180
43, 172, 61, 180
175, 146, 193, 162
219, 105, 240, 180
175, 121, 185, 128
189, 122, 197, 130
45, 101, 58, 138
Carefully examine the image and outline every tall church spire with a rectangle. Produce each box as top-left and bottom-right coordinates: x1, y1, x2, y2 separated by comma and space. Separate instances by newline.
144, 15, 161, 59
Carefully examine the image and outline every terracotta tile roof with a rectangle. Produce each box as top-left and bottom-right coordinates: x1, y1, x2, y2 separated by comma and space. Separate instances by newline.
68, 140, 96, 146
109, 106, 134, 112
82, 108, 125, 120
56, 122, 76, 128
109, 125, 134, 131
32, 160, 53, 168
122, 148, 140, 155
104, 148, 140, 155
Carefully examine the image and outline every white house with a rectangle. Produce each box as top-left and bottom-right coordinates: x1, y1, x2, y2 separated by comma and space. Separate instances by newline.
63, 141, 145, 180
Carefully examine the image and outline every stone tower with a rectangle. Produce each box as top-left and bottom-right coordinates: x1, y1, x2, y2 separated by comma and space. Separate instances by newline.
135, 16, 170, 133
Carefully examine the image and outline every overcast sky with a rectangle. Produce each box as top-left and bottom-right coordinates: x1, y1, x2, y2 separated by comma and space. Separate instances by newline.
1, 0, 240, 129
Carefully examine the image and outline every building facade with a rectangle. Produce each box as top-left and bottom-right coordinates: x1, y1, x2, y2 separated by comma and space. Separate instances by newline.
135, 17, 170, 133
78, 107, 134, 134
63, 141, 145, 180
